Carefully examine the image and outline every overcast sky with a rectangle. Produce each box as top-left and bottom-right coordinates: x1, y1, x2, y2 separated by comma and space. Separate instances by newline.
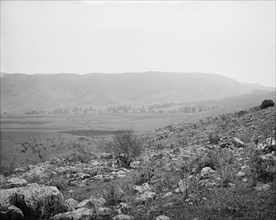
1, 1, 275, 87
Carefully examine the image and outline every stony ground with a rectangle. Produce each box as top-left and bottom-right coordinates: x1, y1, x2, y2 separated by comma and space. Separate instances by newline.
0, 105, 275, 220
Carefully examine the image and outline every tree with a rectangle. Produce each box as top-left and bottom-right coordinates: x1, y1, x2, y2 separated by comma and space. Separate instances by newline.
260, 99, 275, 109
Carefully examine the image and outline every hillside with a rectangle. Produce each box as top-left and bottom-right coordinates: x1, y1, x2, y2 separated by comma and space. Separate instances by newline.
0, 105, 275, 219
0, 72, 273, 113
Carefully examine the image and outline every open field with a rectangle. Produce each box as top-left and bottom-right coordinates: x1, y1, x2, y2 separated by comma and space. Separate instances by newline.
0, 92, 274, 169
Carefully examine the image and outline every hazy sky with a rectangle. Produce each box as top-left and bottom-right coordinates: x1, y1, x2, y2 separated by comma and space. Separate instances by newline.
1, 1, 275, 86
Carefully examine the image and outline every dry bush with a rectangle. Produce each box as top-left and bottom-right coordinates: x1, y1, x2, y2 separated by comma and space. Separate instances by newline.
111, 129, 143, 168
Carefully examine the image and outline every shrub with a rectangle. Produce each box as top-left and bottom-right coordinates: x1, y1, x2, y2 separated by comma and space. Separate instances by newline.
102, 183, 125, 206
247, 146, 276, 185
260, 99, 275, 109
64, 148, 91, 165
0, 158, 16, 176
46, 175, 69, 191
133, 167, 155, 185
111, 129, 143, 168
235, 110, 247, 117
219, 165, 235, 187
208, 133, 220, 145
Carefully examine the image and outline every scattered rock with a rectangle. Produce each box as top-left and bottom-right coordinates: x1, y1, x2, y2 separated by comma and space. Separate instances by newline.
6, 177, 27, 188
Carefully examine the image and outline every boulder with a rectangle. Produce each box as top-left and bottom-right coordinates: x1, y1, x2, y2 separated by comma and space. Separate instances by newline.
156, 215, 170, 220
65, 198, 79, 211
7, 177, 28, 188
117, 170, 126, 175
0, 174, 5, 184
233, 138, 245, 148
162, 192, 173, 198
96, 207, 110, 219
236, 171, 246, 178
200, 167, 215, 178
219, 142, 231, 148
119, 202, 132, 212
78, 173, 91, 180
254, 183, 271, 191
178, 175, 193, 194
0, 183, 67, 219
0, 205, 24, 220
135, 191, 156, 203
113, 214, 133, 220
76, 199, 95, 209
91, 198, 106, 207
51, 207, 95, 220
100, 153, 113, 160
75, 197, 106, 210
133, 183, 151, 194
130, 161, 141, 168
172, 148, 181, 155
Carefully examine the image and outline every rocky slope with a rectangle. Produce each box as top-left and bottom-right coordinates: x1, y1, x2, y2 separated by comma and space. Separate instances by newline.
0, 105, 275, 220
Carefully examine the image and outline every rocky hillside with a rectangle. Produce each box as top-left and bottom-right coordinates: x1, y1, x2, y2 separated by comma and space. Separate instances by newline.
0, 105, 275, 220
0, 72, 273, 113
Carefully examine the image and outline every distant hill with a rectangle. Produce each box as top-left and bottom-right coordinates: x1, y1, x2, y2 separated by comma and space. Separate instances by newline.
0, 72, 274, 113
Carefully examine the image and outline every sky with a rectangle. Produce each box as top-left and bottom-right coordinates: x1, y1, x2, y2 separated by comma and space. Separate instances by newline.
1, 0, 275, 87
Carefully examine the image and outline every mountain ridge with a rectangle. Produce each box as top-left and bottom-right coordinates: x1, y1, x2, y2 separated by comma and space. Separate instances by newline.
0, 72, 274, 113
